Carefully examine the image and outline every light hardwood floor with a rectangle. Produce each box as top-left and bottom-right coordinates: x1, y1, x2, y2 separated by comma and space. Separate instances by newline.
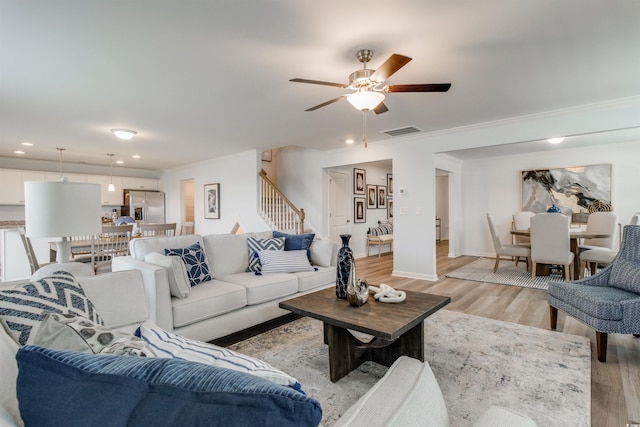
356, 242, 640, 427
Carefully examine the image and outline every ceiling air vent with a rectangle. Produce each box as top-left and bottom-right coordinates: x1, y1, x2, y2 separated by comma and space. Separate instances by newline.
380, 125, 423, 137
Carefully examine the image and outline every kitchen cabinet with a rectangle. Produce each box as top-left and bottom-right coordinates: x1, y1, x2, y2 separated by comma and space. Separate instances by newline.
0, 170, 46, 204
87, 175, 123, 206
122, 177, 158, 191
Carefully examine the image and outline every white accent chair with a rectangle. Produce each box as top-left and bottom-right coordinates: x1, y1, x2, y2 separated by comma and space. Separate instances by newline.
486, 213, 531, 273
530, 213, 574, 281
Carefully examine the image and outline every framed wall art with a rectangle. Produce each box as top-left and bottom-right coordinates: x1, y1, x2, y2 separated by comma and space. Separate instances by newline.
204, 183, 220, 219
354, 168, 366, 195
377, 185, 387, 209
367, 184, 377, 209
354, 197, 366, 223
521, 164, 611, 213
387, 198, 393, 220
387, 173, 393, 195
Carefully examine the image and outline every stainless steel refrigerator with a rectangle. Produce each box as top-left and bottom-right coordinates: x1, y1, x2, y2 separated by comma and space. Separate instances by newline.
122, 190, 165, 224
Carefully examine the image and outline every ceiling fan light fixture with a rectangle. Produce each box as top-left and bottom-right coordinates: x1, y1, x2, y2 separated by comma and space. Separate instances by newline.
547, 137, 565, 144
111, 129, 137, 140
347, 91, 385, 111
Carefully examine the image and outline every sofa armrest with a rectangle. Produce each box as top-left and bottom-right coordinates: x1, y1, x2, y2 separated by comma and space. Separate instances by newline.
112, 256, 174, 332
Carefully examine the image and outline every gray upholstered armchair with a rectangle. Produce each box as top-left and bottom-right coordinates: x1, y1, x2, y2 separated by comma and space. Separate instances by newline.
548, 225, 640, 362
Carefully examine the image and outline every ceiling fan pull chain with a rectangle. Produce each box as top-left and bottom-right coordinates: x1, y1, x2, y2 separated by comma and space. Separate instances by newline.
362, 111, 368, 148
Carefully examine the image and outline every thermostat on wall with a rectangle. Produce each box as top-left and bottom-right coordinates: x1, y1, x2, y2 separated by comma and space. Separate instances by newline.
398, 187, 406, 195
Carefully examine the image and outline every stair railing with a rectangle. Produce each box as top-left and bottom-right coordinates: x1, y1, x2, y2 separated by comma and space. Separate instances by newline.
259, 170, 305, 234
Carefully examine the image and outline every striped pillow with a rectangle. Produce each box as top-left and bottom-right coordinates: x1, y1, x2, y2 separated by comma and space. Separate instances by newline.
258, 250, 315, 274
135, 325, 300, 389
246, 237, 285, 273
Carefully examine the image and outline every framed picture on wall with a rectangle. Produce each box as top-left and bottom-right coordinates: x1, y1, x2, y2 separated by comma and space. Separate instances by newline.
387, 173, 393, 195
354, 198, 366, 223
377, 185, 387, 209
354, 168, 366, 195
367, 184, 377, 209
204, 183, 220, 219
387, 198, 393, 220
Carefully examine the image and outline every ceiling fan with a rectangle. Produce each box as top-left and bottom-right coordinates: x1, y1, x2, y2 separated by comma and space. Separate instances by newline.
290, 49, 451, 114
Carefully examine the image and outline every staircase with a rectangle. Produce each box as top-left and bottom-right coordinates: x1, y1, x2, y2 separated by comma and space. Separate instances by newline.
259, 170, 305, 234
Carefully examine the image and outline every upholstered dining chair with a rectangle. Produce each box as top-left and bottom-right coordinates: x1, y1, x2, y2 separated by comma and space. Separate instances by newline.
578, 212, 618, 252
486, 213, 531, 273
548, 225, 640, 362
530, 213, 574, 281
512, 211, 535, 245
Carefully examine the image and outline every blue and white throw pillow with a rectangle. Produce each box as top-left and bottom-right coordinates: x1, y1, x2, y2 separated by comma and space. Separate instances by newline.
164, 242, 212, 287
258, 250, 315, 274
247, 237, 285, 273
135, 325, 301, 389
0, 271, 103, 346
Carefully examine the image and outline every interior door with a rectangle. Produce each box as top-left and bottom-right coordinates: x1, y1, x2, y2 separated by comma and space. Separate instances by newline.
329, 170, 350, 242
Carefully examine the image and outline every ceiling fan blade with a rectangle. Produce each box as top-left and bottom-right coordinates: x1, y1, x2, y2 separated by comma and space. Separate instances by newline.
370, 54, 412, 83
373, 102, 389, 114
290, 78, 348, 88
385, 83, 452, 93
305, 95, 347, 111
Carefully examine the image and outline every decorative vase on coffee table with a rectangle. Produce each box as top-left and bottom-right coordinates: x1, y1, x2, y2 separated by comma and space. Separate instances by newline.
336, 234, 353, 299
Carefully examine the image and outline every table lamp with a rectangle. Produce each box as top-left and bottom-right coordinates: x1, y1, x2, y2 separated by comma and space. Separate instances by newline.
24, 181, 102, 263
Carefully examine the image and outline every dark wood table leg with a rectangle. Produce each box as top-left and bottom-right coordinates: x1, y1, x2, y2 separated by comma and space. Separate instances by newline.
324, 321, 425, 382
571, 237, 580, 280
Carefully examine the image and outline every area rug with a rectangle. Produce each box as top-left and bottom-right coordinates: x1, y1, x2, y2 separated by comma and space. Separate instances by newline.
445, 257, 576, 290
229, 309, 591, 427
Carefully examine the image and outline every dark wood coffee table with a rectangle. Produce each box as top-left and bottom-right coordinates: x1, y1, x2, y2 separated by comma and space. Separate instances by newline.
279, 287, 450, 382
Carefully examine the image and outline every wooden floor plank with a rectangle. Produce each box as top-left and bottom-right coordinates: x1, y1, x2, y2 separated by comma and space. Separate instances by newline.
355, 241, 640, 427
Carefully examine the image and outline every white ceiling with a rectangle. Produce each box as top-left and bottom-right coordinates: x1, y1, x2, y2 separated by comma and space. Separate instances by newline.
1, 1, 639, 170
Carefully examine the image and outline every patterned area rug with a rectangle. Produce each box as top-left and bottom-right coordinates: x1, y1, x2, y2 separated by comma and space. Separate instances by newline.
445, 257, 577, 290
229, 310, 591, 427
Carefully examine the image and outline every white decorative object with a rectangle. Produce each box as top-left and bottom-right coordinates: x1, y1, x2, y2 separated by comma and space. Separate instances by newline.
369, 283, 406, 303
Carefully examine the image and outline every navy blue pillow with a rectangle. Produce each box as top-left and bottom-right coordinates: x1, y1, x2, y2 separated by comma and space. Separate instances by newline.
164, 242, 212, 286
272, 231, 315, 252
17, 346, 322, 427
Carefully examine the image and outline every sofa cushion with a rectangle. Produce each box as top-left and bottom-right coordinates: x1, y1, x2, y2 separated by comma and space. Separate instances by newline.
136, 325, 299, 388
335, 356, 448, 427
258, 250, 315, 274
203, 233, 254, 276
273, 231, 315, 252
129, 234, 202, 261
0, 325, 20, 426
31, 312, 155, 357
0, 271, 103, 345
296, 266, 335, 293
247, 237, 285, 273
145, 252, 191, 298
16, 346, 322, 427
171, 280, 247, 328
309, 239, 334, 267
164, 242, 212, 286
218, 272, 298, 305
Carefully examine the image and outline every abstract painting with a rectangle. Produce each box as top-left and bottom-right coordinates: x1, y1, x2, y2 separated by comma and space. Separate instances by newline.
521, 164, 611, 213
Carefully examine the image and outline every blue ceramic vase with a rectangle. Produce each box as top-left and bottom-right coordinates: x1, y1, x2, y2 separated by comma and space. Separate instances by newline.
335, 234, 353, 299
547, 204, 562, 213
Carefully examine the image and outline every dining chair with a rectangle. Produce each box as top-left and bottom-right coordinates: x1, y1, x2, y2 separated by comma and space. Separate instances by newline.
486, 213, 531, 273
17, 227, 42, 275
180, 221, 195, 235
69, 234, 97, 264
93, 224, 134, 274
581, 211, 639, 276
512, 211, 535, 245
530, 213, 574, 281
578, 212, 618, 252
139, 223, 177, 237
630, 212, 640, 225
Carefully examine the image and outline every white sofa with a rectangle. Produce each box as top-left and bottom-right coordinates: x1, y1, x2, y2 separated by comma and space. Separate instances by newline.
0, 267, 537, 427
112, 232, 339, 343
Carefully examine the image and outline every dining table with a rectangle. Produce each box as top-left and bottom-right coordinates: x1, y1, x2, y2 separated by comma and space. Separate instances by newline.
48, 237, 130, 263
510, 229, 611, 279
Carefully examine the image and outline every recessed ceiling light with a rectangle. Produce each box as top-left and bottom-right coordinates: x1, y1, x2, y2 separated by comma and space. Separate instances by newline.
116, 160, 124, 165
21, 142, 33, 146
14, 150, 25, 154
547, 137, 565, 144
110, 129, 137, 140
345, 139, 355, 144
132, 154, 141, 159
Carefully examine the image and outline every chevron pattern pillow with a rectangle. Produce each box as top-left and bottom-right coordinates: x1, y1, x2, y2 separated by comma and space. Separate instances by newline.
247, 237, 285, 273
164, 242, 212, 286
0, 271, 103, 346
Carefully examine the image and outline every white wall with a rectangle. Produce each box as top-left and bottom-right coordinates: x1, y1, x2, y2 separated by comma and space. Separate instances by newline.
461, 139, 640, 258
163, 150, 268, 235
435, 175, 449, 241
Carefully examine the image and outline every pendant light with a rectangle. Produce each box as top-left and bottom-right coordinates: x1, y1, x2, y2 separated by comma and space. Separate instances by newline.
56, 147, 66, 181
107, 153, 115, 192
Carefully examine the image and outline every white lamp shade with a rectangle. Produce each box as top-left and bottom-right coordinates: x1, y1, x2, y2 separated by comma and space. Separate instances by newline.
346, 91, 385, 111
24, 181, 102, 238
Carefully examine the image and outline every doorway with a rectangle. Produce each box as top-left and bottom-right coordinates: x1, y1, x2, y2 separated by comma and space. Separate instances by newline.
328, 170, 350, 242
181, 178, 195, 227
